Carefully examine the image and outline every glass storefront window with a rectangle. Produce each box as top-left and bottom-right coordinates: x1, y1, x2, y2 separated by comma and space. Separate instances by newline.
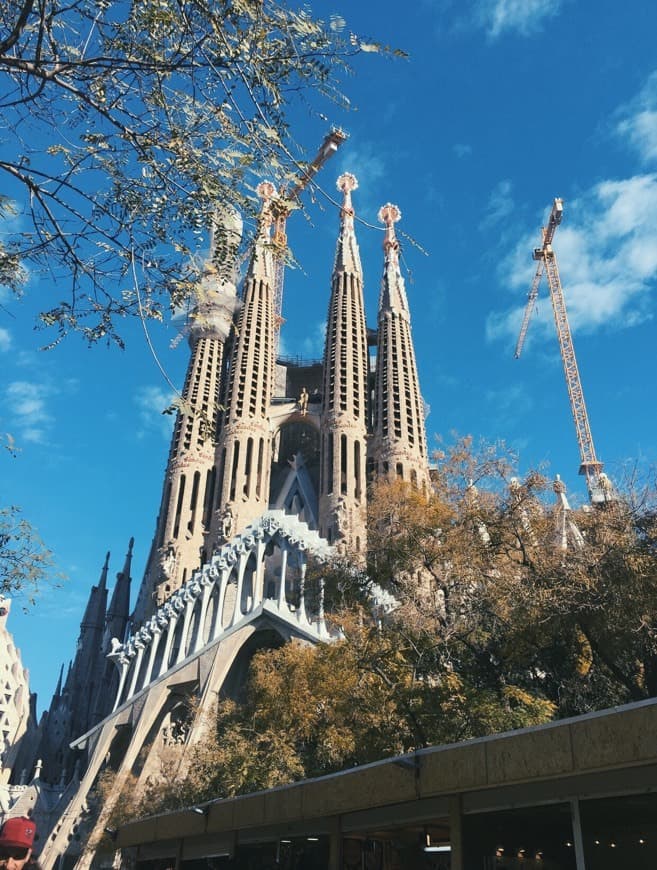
463, 803, 576, 870
579, 792, 657, 869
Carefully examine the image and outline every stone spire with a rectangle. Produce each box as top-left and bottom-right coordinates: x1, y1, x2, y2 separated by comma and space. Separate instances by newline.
211, 184, 276, 539
553, 475, 585, 552
369, 203, 429, 490
91, 538, 134, 725
318, 173, 369, 553
80, 553, 109, 632
133, 206, 243, 622
41, 551, 111, 777
54, 663, 64, 699
332, 172, 363, 275
105, 538, 133, 642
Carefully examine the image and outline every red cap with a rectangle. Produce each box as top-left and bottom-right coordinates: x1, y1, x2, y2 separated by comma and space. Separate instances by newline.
0, 817, 36, 850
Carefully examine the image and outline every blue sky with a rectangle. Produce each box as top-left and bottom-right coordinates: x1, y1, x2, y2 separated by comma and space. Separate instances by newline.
3, 0, 657, 710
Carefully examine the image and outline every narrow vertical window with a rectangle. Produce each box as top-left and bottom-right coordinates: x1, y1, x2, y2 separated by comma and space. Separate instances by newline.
202, 467, 216, 531
354, 441, 361, 500
158, 481, 172, 547
244, 437, 254, 497
256, 437, 264, 498
216, 448, 226, 510
173, 475, 186, 539
327, 433, 334, 495
229, 443, 240, 501
188, 470, 201, 533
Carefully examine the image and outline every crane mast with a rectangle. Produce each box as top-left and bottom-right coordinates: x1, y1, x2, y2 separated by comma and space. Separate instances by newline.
515, 198, 608, 504
269, 129, 347, 345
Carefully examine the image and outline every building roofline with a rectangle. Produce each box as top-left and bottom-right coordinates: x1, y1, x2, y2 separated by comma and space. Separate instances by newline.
117, 695, 657, 849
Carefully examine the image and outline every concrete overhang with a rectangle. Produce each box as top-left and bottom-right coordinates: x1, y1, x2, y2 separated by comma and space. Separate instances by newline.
117, 696, 657, 850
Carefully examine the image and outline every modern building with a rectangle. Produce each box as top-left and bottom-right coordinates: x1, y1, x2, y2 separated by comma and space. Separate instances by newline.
116, 697, 657, 870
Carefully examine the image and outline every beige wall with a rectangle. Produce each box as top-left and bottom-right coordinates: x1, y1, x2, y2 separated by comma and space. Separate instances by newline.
118, 698, 657, 852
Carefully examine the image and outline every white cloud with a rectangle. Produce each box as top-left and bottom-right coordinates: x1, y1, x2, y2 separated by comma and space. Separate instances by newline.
487, 174, 657, 346
337, 142, 385, 187
453, 143, 473, 159
301, 321, 326, 358
616, 71, 657, 165
21, 427, 48, 444
474, 0, 562, 37
480, 179, 514, 230
5, 380, 53, 444
134, 385, 175, 439
0, 327, 11, 351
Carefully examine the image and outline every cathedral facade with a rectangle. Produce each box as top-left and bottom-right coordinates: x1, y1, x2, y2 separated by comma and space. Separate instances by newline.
132, 172, 429, 625
1, 172, 591, 870
0, 172, 430, 864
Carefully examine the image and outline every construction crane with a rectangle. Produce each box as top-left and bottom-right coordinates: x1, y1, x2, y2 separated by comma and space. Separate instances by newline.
514, 198, 610, 504
269, 128, 348, 346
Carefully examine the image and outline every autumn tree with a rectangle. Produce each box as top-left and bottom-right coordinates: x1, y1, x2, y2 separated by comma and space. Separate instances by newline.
366, 439, 657, 717
0, 0, 396, 344
130, 440, 657, 810
504, 481, 657, 711
0, 504, 59, 603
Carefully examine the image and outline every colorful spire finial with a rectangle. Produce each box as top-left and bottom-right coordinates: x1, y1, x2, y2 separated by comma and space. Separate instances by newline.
337, 172, 358, 223
378, 203, 401, 258
256, 180, 277, 203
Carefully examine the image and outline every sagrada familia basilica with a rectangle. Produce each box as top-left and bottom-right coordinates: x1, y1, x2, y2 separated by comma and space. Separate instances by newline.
1, 171, 440, 866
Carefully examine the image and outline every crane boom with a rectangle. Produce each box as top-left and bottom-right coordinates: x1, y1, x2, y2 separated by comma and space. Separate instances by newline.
270, 129, 347, 343
514, 198, 607, 503
515, 199, 562, 359
514, 259, 544, 359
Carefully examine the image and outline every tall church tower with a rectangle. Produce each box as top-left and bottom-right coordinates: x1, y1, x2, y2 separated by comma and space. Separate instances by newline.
24, 172, 438, 864
319, 174, 369, 552
42, 555, 109, 780
121, 177, 430, 631
133, 207, 243, 623
210, 184, 276, 540
369, 204, 429, 490
91, 539, 133, 723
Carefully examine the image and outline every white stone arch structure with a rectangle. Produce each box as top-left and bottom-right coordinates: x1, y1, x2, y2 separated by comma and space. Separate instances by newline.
40, 512, 334, 870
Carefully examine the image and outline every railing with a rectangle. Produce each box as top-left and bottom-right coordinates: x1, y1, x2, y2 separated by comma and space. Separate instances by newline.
108, 512, 334, 711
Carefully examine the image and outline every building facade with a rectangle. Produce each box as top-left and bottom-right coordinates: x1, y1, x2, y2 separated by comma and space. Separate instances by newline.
131, 174, 429, 625
1, 174, 594, 870
0, 175, 430, 858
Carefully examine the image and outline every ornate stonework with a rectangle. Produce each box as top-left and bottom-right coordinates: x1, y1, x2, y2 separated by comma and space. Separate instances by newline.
318, 173, 370, 553
369, 202, 430, 491
14, 173, 432, 867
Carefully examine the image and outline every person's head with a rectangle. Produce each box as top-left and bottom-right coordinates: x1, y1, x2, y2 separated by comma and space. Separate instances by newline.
0, 817, 36, 870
